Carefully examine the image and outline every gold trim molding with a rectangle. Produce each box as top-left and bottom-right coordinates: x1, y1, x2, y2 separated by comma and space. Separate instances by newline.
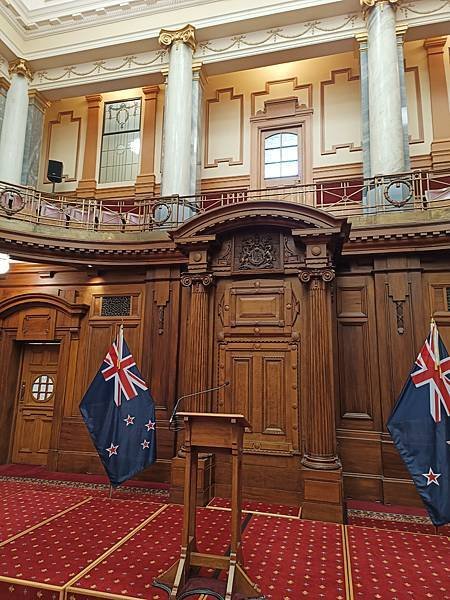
8, 59, 33, 81
158, 24, 197, 51
360, 0, 400, 10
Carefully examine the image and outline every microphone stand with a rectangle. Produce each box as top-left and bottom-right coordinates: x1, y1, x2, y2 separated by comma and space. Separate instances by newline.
169, 381, 230, 432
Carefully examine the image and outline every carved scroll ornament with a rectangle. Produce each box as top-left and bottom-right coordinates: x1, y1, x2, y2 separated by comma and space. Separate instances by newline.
158, 24, 197, 51
9, 59, 33, 81
181, 273, 214, 289
298, 268, 335, 284
360, 0, 400, 13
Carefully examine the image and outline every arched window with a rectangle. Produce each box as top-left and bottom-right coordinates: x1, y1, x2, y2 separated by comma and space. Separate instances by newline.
264, 132, 299, 180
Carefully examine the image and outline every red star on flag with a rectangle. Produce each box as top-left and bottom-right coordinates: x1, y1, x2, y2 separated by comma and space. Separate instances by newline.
145, 420, 156, 431
422, 467, 441, 486
106, 443, 119, 457
123, 414, 135, 426
141, 439, 150, 449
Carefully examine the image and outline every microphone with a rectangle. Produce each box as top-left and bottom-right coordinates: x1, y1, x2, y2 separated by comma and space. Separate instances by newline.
169, 380, 230, 426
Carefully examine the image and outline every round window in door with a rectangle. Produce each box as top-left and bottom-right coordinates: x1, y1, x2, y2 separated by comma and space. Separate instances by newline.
31, 374, 55, 402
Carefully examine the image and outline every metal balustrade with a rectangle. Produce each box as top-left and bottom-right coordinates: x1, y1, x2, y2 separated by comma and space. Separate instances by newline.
0, 170, 449, 234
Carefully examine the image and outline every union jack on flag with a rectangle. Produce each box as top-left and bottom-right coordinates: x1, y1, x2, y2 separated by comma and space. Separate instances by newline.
387, 319, 450, 526
80, 325, 156, 487
101, 327, 148, 406
410, 320, 450, 422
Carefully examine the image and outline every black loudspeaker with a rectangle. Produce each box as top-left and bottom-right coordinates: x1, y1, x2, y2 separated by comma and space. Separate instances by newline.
47, 160, 63, 183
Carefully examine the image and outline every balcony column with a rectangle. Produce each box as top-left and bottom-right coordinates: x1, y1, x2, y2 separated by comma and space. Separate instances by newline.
190, 63, 206, 196
21, 91, 50, 187
362, 0, 405, 176
424, 37, 450, 170
77, 94, 102, 198
0, 59, 33, 185
0, 77, 9, 135
159, 25, 196, 197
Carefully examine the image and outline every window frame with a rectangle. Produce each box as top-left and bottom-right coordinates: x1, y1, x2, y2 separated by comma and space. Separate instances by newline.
250, 97, 313, 190
98, 97, 143, 185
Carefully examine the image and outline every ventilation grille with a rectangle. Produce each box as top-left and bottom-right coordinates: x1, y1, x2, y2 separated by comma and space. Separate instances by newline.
101, 295, 131, 317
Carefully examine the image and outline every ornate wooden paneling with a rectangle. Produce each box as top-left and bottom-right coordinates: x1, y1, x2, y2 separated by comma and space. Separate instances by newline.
335, 276, 380, 429
217, 340, 298, 455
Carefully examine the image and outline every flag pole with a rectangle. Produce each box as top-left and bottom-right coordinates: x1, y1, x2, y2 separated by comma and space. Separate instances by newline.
109, 484, 113, 499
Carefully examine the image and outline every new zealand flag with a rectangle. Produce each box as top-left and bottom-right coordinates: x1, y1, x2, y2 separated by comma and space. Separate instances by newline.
387, 320, 450, 526
80, 326, 157, 487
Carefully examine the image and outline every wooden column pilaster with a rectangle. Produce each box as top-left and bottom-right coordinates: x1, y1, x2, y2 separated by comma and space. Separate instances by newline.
77, 94, 102, 198
181, 272, 214, 412
293, 229, 348, 524
299, 267, 339, 470
424, 37, 450, 170
135, 85, 159, 197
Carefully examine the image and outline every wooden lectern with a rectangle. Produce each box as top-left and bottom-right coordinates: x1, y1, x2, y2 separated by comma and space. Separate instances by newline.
154, 412, 262, 600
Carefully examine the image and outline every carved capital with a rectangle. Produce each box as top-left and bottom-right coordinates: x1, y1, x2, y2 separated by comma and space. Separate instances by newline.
298, 268, 335, 285
360, 0, 399, 14
8, 58, 33, 81
181, 273, 213, 290
158, 24, 197, 52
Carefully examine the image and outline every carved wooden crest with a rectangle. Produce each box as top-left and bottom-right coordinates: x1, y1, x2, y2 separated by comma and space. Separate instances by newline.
234, 232, 281, 272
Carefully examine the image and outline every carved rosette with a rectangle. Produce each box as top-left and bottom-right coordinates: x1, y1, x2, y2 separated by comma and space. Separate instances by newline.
298, 268, 335, 285
8, 59, 33, 81
158, 24, 197, 51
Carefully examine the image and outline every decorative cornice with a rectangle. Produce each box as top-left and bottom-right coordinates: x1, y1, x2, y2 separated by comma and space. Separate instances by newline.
28, 2, 450, 93
158, 24, 197, 52
8, 58, 33, 81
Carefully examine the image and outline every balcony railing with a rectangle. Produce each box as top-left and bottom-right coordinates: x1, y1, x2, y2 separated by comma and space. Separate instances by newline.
0, 170, 449, 234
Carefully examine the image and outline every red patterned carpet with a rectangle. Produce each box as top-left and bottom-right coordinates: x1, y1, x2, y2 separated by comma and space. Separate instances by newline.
0, 471, 450, 599
207, 496, 301, 517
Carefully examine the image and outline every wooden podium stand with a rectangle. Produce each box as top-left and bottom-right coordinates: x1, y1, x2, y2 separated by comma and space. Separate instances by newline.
154, 412, 262, 599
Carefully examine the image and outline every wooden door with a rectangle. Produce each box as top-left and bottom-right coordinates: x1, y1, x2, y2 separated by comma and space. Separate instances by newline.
12, 344, 59, 465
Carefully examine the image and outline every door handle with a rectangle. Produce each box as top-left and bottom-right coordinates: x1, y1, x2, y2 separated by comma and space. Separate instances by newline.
19, 382, 26, 404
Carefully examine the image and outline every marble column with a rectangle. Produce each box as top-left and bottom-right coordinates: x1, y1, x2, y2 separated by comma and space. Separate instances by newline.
21, 90, 50, 187
180, 271, 213, 412
0, 59, 33, 185
424, 37, 450, 170
135, 85, 159, 197
77, 94, 102, 198
299, 267, 340, 470
396, 26, 410, 172
363, 0, 405, 176
0, 78, 9, 137
159, 25, 196, 198
190, 63, 206, 197
356, 33, 371, 181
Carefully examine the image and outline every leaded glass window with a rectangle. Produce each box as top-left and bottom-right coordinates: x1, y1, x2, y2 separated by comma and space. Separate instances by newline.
264, 132, 299, 180
99, 98, 142, 184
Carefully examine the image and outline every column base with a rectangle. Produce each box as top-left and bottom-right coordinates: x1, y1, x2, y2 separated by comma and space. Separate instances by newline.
431, 139, 450, 171
301, 452, 341, 470
76, 179, 97, 198
169, 453, 215, 506
301, 466, 345, 524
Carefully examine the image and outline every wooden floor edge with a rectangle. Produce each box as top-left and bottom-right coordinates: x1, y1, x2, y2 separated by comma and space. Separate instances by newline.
0, 575, 62, 591
342, 525, 354, 600
62, 503, 169, 591
0, 496, 94, 548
